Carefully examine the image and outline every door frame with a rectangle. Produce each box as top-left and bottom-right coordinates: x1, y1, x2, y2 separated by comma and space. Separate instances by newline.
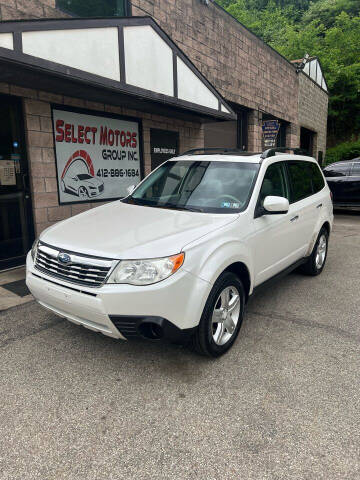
0, 93, 35, 270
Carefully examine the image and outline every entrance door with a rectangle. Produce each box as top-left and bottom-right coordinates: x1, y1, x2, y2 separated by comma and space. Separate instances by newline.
0, 95, 34, 270
300, 127, 315, 156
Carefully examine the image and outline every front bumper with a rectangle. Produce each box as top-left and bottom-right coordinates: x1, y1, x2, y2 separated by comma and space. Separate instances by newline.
26, 252, 210, 342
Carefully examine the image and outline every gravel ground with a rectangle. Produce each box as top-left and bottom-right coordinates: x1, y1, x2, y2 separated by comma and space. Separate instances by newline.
0, 212, 359, 480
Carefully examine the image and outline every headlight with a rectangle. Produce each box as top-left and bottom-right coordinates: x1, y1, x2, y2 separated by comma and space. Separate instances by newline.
31, 238, 39, 261
107, 253, 184, 285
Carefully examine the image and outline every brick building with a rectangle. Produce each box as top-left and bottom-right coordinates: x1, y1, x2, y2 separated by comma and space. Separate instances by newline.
0, 0, 328, 270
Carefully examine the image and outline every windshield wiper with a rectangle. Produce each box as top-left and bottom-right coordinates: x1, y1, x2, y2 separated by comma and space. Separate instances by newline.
174, 205, 204, 212
123, 197, 203, 212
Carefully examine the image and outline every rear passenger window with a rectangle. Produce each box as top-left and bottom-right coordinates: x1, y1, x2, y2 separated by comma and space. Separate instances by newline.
309, 163, 325, 192
287, 161, 313, 203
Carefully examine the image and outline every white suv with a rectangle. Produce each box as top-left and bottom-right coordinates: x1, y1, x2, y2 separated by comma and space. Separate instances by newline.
26, 148, 333, 357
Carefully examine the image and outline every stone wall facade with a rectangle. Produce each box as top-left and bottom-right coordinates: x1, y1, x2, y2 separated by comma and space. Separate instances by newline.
0, 82, 203, 235
298, 74, 328, 157
0, 0, 329, 157
0, 0, 65, 20
0, 0, 330, 238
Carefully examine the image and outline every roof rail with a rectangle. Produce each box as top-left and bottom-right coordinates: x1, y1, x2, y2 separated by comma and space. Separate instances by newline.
181, 147, 258, 156
260, 147, 308, 159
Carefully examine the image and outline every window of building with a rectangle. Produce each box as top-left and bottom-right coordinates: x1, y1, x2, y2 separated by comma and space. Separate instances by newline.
56, 0, 131, 17
276, 123, 287, 148
287, 161, 313, 203
300, 127, 315, 156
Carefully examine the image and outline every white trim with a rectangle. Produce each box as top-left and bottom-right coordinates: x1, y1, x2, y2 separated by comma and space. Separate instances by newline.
123, 25, 174, 96
0, 33, 13, 50
22, 27, 121, 81
177, 57, 218, 110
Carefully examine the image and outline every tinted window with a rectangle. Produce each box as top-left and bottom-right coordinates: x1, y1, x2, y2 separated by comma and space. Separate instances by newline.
258, 162, 288, 205
57, 0, 129, 17
309, 163, 325, 192
77, 174, 93, 180
287, 161, 313, 203
350, 163, 360, 176
323, 163, 350, 177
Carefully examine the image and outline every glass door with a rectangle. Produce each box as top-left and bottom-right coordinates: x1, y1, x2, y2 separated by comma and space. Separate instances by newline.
0, 95, 34, 270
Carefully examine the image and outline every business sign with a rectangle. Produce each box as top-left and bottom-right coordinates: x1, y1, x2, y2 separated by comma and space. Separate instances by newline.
52, 107, 142, 204
150, 129, 179, 170
262, 120, 280, 147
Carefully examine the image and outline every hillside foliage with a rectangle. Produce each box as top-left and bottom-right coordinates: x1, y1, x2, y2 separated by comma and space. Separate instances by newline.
216, 0, 360, 145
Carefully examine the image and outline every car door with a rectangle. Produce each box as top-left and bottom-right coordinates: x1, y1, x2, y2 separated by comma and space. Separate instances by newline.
252, 161, 297, 286
67, 176, 79, 193
347, 162, 360, 204
286, 160, 319, 258
323, 162, 352, 203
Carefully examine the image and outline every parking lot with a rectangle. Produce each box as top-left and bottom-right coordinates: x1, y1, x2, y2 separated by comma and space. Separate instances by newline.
0, 212, 359, 480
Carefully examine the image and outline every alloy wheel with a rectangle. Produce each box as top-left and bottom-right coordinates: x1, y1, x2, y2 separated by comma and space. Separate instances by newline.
78, 186, 88, 198
315, 234, 327, 269
212, 285, 241, 346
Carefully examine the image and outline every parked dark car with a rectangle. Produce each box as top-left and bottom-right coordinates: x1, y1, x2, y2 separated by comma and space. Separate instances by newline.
323, 159, 360, 207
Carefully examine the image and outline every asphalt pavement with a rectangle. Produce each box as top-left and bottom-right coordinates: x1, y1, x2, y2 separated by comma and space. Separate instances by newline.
0, 211, 359, 480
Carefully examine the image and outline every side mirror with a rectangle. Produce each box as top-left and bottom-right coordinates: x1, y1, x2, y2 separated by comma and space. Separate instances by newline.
127, 184, 136, 195
263, 196, 289, 214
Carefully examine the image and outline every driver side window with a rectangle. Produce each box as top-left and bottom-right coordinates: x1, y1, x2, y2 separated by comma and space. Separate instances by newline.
258, 162, 288, 206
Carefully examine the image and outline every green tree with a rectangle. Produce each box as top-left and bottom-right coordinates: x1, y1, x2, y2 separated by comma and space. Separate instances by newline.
303, 0, 360, 27
215, 0, 360, 143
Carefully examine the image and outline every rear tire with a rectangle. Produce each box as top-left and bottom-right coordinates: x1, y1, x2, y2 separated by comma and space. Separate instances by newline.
191, 272, 245, 357
299, 227, 329, 276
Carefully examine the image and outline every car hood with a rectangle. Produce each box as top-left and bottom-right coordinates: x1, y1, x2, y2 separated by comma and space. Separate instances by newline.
82, 178, 103, 186
40, 201, 237, 259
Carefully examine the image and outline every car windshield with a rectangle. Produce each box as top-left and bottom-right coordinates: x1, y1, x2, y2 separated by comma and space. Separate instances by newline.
77, 174, 93, 180
124, 160, 259, 213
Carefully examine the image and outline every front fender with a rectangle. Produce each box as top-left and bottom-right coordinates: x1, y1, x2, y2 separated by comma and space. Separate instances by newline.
183, 234, 254, 293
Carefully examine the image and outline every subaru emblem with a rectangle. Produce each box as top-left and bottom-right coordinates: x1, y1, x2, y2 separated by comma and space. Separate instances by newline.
58, 252, 71, 265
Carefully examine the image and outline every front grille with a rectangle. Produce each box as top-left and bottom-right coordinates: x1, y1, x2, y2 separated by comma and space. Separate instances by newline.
35, 243, 114, 287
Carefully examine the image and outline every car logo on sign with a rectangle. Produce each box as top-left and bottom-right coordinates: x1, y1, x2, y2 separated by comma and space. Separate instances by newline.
58, 252, 71, 265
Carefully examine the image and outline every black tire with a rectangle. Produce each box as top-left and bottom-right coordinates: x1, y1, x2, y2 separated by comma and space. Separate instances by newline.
190, 271, 245, 357
299, 227, 329, 276
78, 186, 89, 198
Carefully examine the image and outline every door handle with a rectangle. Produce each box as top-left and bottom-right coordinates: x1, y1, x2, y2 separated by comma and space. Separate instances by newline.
290, 215, 299, 222
316, 203, 323, 209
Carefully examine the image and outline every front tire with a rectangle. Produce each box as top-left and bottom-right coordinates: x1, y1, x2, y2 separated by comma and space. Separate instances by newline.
191, 272, 245, 357
78, 186, 89, 198
299, 227, 329, 276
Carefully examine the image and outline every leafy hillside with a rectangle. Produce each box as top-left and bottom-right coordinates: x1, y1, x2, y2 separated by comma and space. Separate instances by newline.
216, 0, 360, 146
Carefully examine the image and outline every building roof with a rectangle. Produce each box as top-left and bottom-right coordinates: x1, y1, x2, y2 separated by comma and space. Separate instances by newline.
0, 16, 236, 122
291, 56, 328, 92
